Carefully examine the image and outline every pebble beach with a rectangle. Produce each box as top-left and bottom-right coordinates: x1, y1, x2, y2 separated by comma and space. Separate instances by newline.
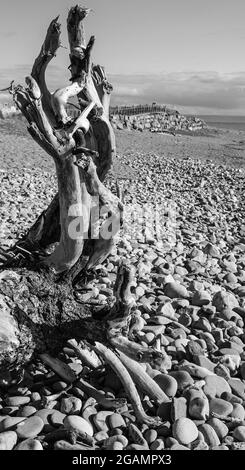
0, 117, 245, 451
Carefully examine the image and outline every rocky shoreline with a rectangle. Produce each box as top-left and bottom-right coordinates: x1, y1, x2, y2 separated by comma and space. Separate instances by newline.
111, 111, 207, 134
0, 120, 245, 450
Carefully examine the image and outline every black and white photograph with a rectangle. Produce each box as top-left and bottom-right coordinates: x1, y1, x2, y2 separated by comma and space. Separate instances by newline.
0, 0, 244, 461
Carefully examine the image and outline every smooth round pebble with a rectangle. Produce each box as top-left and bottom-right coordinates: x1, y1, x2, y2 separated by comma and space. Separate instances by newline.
16, 416, 44, 439
203, 384, 217, 399
224, 273, 237, 283
186, 340, 206, 358
63, 415, 94, 436
165, 437, 178, 447
60, 396, 82, 415
209, 398, 233, 417
14, 439, 43, 450
172, 418, 198, 445
111, 441, 124, 450
0, 431, 18, 450
221, 391, 243, 405
192, 290, 211, 306
94, 431, 109, 442
30, 392, 41, 403
144, 332, 155, 344
17, 406, 37, 418
157, 422, 171, 438
68, 362, 83, 374
228, 378, 245, 399
103, 435, 128, 449
212, 291, 239, 311
34, 408, 56, 432
198, 424, 220, 447
0, 416, 26, 432
171, 397, 187, 420
52, 381, 68, 392
231, 404, 245, 421
34, 409, 56, 425
144, 429, 158, 444
50, 410, 66, 427
212, 445, 229, 450
207, 418, 229, 439
82, 405, 97, 422
188, 396, 209, 420
153, 374, 178, 397
169, 371, 194, 391
108, 413, 126, 429
233, 426, 245, 442
93, 411, 113, 432
205, 375, 231, 397
164, 282, 188, 299
6, 396, 30, 407
150, 438, 164, 450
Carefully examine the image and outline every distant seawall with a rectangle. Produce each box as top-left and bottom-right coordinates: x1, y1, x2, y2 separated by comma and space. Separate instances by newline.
109, 104, 207, 133
0, 101, 207, 134
0, 105, 21, 119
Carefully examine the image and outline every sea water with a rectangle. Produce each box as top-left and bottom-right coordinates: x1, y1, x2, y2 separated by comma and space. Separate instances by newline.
198, 115, 245, 132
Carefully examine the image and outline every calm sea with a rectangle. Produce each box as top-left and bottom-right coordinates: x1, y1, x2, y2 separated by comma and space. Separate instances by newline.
198, 115, 245, 132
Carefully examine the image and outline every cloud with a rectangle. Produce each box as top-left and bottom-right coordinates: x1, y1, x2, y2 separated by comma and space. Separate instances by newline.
1, 65, 245, 115
0, 64, 69, 89
109, 71, 245, 115
0, 64, 70, 106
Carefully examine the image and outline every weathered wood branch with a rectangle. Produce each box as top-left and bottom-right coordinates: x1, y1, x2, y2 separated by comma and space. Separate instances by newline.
51, 35, 96, 125
117, 351, 169, 405
93, 342, 162, 427
91, 65, 113, 119
31, 16, 61, 123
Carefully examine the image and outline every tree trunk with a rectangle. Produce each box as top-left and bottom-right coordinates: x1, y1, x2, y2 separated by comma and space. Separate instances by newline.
10, 21, 117, 280
0, 6, 119, 370
0, 6, 167, 426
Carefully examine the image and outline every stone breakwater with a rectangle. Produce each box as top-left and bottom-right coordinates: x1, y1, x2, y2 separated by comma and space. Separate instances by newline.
0, 105, 21, 120
0, 151, 245, 450
111, 111, 207, 134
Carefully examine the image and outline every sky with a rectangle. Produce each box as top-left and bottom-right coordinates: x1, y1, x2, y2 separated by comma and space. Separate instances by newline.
1, 0, 245, 115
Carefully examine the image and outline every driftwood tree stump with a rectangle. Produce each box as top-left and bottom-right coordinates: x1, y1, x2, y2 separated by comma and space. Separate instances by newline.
0, 6, 167, 426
